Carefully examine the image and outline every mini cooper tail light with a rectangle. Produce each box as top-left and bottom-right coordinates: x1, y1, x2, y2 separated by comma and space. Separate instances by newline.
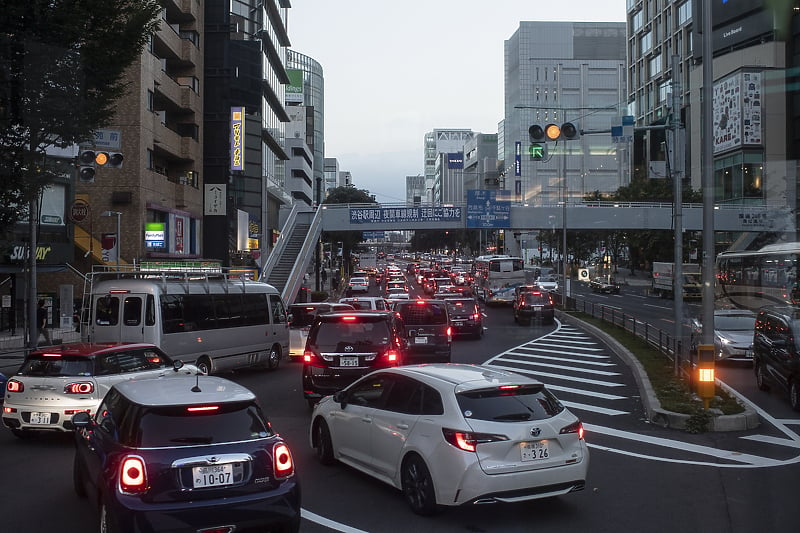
64, 382, 94, 394
7, 379, 23, 393
119, 455, 148, 494
273, 442, 294, 479
560, 420, 585, 440
442, 428, 508, 452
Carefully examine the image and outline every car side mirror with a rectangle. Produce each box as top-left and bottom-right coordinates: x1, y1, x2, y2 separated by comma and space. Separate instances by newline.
71, 411, 92, 429
333, 390, 348, 408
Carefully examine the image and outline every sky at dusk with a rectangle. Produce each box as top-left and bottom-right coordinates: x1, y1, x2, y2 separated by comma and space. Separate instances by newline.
287, 1, 628, 203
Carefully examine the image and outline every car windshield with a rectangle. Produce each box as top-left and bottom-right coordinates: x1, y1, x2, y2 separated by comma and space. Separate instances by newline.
456, 384, 564, 421
19, 355, 94, 377
715, 315, 756, 331
312, 318, 391, 351
132, 401, 272, 447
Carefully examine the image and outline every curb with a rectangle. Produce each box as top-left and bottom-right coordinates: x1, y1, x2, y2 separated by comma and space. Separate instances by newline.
557, 310, 760, 432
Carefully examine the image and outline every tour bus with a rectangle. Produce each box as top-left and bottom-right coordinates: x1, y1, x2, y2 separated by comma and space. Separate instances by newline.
472, 255, 527, 304
716, 242, 800, 311
83, 268, 289, 375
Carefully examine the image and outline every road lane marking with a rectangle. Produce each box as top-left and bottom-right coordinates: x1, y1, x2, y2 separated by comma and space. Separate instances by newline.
489, 363, 625, 387
503, 352, 615, 367
302, 509, 370, 533
644, 303, 672, 310
739, 434, 800, 448
561, 401, 629, 416
511, 346, 611, 359
544, 383, 628, 400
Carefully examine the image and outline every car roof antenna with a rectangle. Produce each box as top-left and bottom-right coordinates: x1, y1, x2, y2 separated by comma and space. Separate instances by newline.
191, 372, 202, 393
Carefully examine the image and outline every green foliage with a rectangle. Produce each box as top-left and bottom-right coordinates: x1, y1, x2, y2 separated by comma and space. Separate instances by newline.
321, 186, 378, 269
0, 0, 161, 224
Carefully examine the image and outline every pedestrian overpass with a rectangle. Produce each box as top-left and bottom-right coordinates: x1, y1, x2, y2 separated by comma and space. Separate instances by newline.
318, 202, 789, 233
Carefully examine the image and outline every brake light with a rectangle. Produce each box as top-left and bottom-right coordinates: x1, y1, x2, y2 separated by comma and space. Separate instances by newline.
42, 353, 62, 358
446, 326, 452, 337
472, 312, 480, 320
499, 384, 520, 390
416, 299, 426, 305
186, 406, 220, 412
442, 428, 508, 452
303, 350, 325, 368
64, 382, 94, 394
560, 420, 585, 440
109, 290, 130, 294
119, 455, 148, 494
273, 442, 294, 479
7, 379, 23, 393
385, 350, 399, 364
341, 316, 357, 321
3, 406, 16, 414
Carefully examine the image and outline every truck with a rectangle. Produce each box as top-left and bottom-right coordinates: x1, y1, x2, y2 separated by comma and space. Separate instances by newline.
357, 252, 378, 273
652, 262, 702, 299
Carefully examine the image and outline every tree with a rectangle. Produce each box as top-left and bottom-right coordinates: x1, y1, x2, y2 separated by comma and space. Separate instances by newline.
0, 0, 161, 225
322, 186, 378, 271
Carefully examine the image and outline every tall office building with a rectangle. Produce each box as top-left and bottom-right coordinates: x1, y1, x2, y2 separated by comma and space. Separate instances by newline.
424, 129, 474, 204
406, 175, 426, 205
204, 0, 292, 267
504, 21, 627, 205
286, 50, 325, 203
323, 158, 339, 195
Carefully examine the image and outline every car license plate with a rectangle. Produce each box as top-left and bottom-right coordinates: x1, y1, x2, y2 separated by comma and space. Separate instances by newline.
452, 320, 465, 324
414, 336, 428, 344
29, 412, 51, 425
533, 306, 542, 311
193, 464, 234, 488
340, 357, 359, 367
520, 441, 550, 461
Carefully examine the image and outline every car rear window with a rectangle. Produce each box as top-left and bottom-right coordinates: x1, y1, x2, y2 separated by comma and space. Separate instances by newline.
290, 305, 329, 328
523, 293, 550, 305
446, 300, 477, 314
456, 384, 564, 422
19, 355, 94, 377
311, 316, 391, 351
132, 401, 272, 447
397, 302, 448, 325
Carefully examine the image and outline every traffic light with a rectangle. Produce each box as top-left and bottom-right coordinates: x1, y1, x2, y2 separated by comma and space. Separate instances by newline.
529, 122, 580, 142
529, 142, 547, 160
77, 150, 124, 182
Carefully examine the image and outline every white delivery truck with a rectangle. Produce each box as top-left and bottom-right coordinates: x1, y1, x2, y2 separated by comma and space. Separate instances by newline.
652, 262, 702, 300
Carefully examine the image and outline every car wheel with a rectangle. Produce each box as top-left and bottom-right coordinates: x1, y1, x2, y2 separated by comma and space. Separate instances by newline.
755, 363, 770, 391
99, 502, 118, 533
265, 345, 281, 371
401, 454, 439, 516
313, 419, 336, 465
790, 382, 800, 412
196, 356, 212, 375
73, 455, 87, 498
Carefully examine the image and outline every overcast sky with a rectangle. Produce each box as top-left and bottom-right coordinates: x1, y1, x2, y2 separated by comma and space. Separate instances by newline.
287, 1, 627, 203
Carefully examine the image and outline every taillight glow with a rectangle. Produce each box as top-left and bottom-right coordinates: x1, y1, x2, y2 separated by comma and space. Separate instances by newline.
499, 384, 520, 390
341, 316, 357, 321
386, 350, 398, 363
273, 442, 294, 479
7, 379, 23, 393
560, 420, 585, 440
416, 299, 426, 305
65, 382, 94, 394
3, 406, 17, 414
186, 406, 220, 412
442, 428, 508, 452
446, 326, 452, 337
42, 353, 62, 358
119, 455, 147, 494
472, 312, 480, 320
109, 290, 130, 294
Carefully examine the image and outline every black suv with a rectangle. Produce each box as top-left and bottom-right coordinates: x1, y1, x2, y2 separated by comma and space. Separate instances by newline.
513, 290, 555, 325
753, 305, 800, 410
393, 299, 452, 362
302, 311, 407, 406
445, 297, 484, 339
72, 375, 300, 533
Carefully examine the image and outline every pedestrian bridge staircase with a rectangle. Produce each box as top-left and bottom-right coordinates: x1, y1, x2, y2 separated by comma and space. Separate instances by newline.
260, 204, 323, 304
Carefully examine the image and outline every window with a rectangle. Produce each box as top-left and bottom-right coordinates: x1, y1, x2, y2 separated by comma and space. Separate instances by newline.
269, 295, 286, 324
95, 296, 119, 326
123, 297, 142, 326
348, 375, 392, 408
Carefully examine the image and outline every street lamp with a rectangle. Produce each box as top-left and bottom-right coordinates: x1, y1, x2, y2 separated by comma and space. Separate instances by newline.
101, 211, 122, 270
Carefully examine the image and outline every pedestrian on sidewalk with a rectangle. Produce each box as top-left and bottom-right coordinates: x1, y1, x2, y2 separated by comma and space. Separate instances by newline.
321, 268, 328, 288
37, 299, 52, 346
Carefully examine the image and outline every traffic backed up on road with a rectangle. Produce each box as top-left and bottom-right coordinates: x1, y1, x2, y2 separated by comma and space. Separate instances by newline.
309, 364, 588, 516
72, 375, 300, 533
2, 342, 199, 438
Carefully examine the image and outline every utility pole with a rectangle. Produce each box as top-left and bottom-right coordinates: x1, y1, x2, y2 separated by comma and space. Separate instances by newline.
671, 54, 684, 375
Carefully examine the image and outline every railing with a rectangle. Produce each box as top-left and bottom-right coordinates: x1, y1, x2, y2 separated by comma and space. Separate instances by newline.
281, 207, 324, 303
319, 201, 781, 211
260, 203, 300, 281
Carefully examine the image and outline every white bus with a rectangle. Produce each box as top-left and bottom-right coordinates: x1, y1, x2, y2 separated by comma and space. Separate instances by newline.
715, 243, 800, 311
472, 255, 527, 304
84, 270, 289, 375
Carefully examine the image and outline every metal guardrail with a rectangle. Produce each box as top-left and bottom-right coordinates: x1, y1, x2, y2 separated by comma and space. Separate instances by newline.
260, 203, 300, 281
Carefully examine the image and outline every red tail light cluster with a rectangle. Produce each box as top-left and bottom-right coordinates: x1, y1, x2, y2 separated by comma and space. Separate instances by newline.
303, 350, 324, 367
384, 350, 399, 365
273, 442, 294, 479
442, 428, 509, 452
560, 420, 585, 440
64, 382, 94, 394
7, 379, 23, 393
119, 455, 148, 494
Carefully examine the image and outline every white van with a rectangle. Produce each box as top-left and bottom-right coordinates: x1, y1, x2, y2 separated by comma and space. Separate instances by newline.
85, 272, 289, 375
338, 296, 388, 311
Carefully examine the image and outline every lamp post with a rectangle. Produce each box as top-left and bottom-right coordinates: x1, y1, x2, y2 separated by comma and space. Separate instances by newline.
101, 211, 122, 270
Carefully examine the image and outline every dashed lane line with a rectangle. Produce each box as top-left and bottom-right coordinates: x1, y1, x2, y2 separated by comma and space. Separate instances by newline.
489, 362, 625, 388
497, 356, 621, 377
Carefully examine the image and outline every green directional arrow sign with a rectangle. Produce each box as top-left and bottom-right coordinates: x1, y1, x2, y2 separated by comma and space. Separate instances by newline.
529, 143, 546, 160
